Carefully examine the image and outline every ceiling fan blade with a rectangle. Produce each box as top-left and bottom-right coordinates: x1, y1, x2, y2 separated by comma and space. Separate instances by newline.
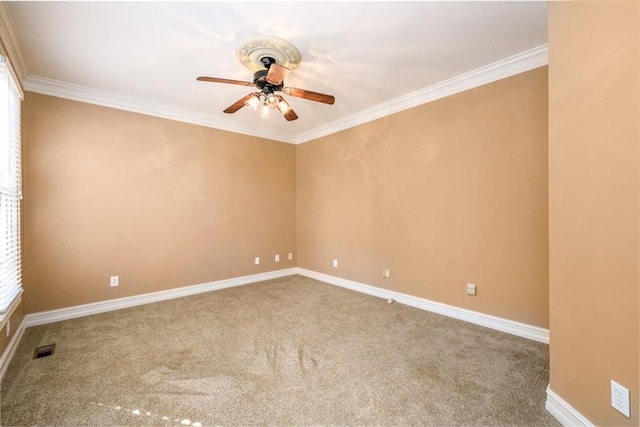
266, 64, 290, 85
223, 93, 255, 114
283, 108, 298, 121
197, 76, 255, 87
283, 87, 335, 105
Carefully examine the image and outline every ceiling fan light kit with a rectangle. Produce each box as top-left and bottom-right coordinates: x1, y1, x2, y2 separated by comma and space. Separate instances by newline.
197, 36, 334, 122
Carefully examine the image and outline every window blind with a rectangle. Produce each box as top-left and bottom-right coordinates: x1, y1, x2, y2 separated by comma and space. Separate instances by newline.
0, 55, 22, 315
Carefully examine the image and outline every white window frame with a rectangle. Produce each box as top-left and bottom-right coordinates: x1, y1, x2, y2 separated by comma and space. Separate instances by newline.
0, 55, 23, 331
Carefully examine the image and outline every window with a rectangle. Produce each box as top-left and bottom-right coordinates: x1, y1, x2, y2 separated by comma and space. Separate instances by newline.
0, 55, 22, 324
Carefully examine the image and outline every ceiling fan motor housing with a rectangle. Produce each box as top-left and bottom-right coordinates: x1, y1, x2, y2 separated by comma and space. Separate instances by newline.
253, 68, 284, 92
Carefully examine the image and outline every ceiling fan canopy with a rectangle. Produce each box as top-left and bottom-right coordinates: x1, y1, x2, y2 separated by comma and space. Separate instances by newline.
197, 36, 335, 121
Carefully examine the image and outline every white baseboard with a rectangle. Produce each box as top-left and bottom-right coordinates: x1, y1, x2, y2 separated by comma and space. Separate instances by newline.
8, 267, 548, 389
25, 268, 298, 327
296, 268, 549, 344
3, 269, 589, 427
546, 386, 594, 426
0, 317, 26, 382
22, 266, 548, 342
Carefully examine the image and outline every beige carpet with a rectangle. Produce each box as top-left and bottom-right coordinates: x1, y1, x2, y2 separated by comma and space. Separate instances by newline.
1, 275, 559, 426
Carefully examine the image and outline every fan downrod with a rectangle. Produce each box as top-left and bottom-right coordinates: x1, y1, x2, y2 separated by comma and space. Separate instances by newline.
260, 56, 276, 69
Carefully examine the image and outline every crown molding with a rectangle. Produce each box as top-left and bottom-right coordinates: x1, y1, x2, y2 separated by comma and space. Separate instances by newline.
23, 75, 297, 144
295, 44, 548, 144
23, 44, 547, 145
0, 2, 28, 88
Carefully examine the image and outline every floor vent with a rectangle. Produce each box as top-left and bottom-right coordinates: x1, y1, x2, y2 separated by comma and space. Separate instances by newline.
33, 344, 55, 359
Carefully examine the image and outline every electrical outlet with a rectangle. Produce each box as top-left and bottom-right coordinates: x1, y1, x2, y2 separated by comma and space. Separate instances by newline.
275, 254, 280, 262
288, 253, 293, 260
254, 257, 260, 265
332, 259, 338, 268
382, 268, 390, 278
110, 276, 119, 287
466, 283, 476, 296
611, 380, 630, 417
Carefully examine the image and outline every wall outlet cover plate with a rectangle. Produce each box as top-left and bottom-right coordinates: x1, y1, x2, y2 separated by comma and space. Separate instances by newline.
611, 380, 631, 418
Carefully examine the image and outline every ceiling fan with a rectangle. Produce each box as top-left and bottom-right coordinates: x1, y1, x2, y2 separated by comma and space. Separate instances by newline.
197, 36, 335, 122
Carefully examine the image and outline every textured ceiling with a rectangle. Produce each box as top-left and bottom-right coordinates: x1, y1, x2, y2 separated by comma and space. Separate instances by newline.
7, 1, 548, 143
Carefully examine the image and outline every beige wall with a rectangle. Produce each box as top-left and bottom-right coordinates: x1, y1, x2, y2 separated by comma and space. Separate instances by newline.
7, 6, 640, 425
549, 2, 639, 426
297, 67, 549, 327
22, 93, 297, 314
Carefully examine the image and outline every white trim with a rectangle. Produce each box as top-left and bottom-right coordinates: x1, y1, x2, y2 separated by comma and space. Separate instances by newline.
11, 267, 548, 380
25, 268, 297, 327
21, 45, 547, 145
0, 317, 25, 382
0, 2, 28, 88
22, 266, 548, 340
0, 291, 23, 332
22, 76, 296, 145
546, 386, 595, 426
296, 268, 549, 344
295, 44, 548, 143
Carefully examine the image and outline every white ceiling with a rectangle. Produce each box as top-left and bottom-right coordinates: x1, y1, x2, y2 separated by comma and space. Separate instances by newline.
6, 2, 547, 144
